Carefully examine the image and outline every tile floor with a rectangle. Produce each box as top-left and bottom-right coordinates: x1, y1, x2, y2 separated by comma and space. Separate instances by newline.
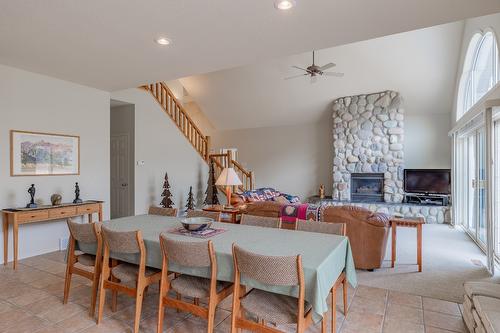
0, 251, 467, 333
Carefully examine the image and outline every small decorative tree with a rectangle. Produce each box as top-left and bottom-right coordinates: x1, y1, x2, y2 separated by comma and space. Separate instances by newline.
203, 161, 220, 206
160, 172, 174, 208
185, 186, 195, 212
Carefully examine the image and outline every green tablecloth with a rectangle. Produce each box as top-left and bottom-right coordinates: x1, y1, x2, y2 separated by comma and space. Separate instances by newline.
78, 214, 357, 321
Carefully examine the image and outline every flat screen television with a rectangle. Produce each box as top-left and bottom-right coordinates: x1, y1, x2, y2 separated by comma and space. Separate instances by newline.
404, 169, 451, 195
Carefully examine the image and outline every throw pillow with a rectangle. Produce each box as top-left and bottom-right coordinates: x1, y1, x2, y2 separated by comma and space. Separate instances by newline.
274, 196, 290, 204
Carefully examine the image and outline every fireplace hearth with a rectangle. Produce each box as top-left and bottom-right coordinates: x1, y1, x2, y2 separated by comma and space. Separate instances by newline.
350, 173, 384, 202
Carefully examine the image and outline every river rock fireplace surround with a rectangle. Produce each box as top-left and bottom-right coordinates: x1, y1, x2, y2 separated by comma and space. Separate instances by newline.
332, 91, 405, 203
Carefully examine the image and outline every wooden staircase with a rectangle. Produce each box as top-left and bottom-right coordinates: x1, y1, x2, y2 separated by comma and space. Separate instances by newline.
141, 82, 254, 192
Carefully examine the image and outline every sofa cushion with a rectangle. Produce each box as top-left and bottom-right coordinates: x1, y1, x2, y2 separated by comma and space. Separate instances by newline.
465, 281, 500, 299
473, 296, 500, 333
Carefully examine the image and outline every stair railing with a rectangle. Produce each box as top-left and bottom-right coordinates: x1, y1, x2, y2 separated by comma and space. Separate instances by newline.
142, 82, 211, 161
142, 82, 254, 193
209, 150, 254, 192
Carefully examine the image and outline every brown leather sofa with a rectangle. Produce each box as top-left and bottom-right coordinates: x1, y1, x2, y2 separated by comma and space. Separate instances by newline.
321, 205, 390, 270
240, 202, 391, 270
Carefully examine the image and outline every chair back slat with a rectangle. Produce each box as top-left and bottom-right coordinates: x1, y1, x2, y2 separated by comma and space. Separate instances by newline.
67, 219, 98, 243
149, 206, 177, 217
233, 245, 299, 286
101, 226, 140, 254
296, 220, 346, 236
240, 214, 280, 228
186, 210, 221, 222
160, 234, 211, 267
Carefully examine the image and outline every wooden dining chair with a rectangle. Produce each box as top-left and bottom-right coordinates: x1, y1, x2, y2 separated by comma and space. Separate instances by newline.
240, 214, 281, 229
64, 219, 102, 317
186, 209, 221, 222
97, 226, 162, 333
296, 219, 348, 332
157, 235, 233, 333
148, 206, 178, 217
231, 244, 326, 333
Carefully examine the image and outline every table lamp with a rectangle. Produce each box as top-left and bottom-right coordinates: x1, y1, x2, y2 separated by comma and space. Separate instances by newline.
215, 167, 242, 208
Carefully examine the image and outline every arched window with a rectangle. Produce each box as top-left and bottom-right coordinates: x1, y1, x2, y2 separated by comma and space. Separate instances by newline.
457, 31, 499, 120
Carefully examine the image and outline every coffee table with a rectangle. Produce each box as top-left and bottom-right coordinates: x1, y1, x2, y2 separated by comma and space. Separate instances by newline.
390, 216, 425, 272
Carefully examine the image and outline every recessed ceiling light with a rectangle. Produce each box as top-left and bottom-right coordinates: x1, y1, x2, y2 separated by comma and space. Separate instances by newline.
274, 0, 296, 10
155, 37, 171, 46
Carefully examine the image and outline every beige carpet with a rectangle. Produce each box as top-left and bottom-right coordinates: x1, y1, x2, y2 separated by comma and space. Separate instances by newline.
357, 224, 499, 303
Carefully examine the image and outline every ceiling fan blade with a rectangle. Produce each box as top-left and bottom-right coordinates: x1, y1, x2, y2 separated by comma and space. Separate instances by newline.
292, 65, 308, 72
284, 73, 308, 80
319, 63, 336, 71
324, 72, 344, 77
311, 75, 318, 84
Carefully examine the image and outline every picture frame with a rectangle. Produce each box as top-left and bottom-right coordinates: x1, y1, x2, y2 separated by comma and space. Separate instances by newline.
10, 130, 80, 176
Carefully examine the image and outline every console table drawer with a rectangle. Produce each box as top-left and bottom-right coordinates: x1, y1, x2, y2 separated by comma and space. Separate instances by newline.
77, 204, 100, 215
17, 211, 49, 222
49, 207, 77, 219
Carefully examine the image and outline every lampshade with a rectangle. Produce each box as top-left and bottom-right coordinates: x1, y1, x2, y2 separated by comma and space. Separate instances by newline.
215, 167, 242, 186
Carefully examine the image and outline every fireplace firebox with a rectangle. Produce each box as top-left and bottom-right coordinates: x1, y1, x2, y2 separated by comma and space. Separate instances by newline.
350, 173, 384, 202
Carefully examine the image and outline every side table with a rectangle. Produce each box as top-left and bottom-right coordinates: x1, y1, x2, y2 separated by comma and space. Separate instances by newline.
202, 205, 240, 223
390, 216, 425, 272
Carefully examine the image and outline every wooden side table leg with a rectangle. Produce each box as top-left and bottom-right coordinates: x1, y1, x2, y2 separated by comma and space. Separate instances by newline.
13, 218, 18, 270
3, 213, 8, 266
391, 223, 396, 268
98, 204, 103, 222
417, 224, 422, 272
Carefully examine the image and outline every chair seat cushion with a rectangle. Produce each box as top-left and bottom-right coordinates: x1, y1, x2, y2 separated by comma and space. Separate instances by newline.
170, 275, 231, 299
465, 281, 500, 299
111, 263, 160, 282
240, 289, 311, 324
473, 296, 500, 333
77, 254, 96, 266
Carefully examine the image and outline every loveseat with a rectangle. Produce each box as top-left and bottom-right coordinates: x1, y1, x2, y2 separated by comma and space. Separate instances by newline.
463, 281, 500, 332
320, 205, 390, 270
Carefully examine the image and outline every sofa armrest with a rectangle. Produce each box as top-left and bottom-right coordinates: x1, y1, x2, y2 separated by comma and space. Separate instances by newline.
365, 213, 391, 228
465, 281, 500, 299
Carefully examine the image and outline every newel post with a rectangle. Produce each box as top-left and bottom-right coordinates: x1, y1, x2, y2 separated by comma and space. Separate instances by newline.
226, 150, 233, 168
205, 136, 211, 162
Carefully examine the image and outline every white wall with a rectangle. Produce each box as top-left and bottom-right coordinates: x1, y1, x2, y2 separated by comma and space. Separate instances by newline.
453, 12, 500, 123
110, 89, 209, 214
405, 113, 452, 169
213, 109, 451, 200
212, 113, 333, 201
0, 64, 110, 261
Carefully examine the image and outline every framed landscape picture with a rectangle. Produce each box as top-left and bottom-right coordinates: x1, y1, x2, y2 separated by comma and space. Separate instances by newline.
10, 130, 80, 176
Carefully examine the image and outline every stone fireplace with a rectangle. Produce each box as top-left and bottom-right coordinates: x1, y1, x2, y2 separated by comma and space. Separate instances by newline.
350, 173, 384, 203
332, 91, 405, 203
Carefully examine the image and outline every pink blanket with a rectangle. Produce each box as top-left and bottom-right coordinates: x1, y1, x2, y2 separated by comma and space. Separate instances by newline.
280, 204, 310, 224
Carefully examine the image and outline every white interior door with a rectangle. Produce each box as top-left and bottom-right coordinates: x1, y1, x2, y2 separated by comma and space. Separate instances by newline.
111, 134, 130, 218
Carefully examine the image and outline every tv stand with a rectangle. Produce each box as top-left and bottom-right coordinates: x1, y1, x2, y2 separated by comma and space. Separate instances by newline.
404, 193, 449, 206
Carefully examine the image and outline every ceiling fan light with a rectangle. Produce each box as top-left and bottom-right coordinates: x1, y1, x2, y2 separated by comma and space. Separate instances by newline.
274, 0, 296, 10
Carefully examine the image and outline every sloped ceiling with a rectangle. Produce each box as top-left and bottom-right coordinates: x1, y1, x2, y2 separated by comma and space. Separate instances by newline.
0, 1, 498, 91
180, 21, 465, 130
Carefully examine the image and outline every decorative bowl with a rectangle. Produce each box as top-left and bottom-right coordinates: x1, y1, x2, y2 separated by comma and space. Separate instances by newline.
180, 217, 213, 232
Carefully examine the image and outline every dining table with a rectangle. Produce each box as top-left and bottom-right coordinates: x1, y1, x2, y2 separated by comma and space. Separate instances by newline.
77, 214, 357, 322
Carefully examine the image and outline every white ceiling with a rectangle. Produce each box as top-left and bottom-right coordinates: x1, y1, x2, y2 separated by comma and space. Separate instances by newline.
0, 1, 499, 91
180, 21, 466, 130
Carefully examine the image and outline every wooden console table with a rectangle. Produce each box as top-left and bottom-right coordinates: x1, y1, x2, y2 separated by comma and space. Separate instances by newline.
2, 201, 103, 270
390, 216, 425, 272
202, 205, 240, 223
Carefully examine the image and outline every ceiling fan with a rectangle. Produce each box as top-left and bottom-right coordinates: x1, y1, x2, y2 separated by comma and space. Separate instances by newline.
285, 51, 344, 83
